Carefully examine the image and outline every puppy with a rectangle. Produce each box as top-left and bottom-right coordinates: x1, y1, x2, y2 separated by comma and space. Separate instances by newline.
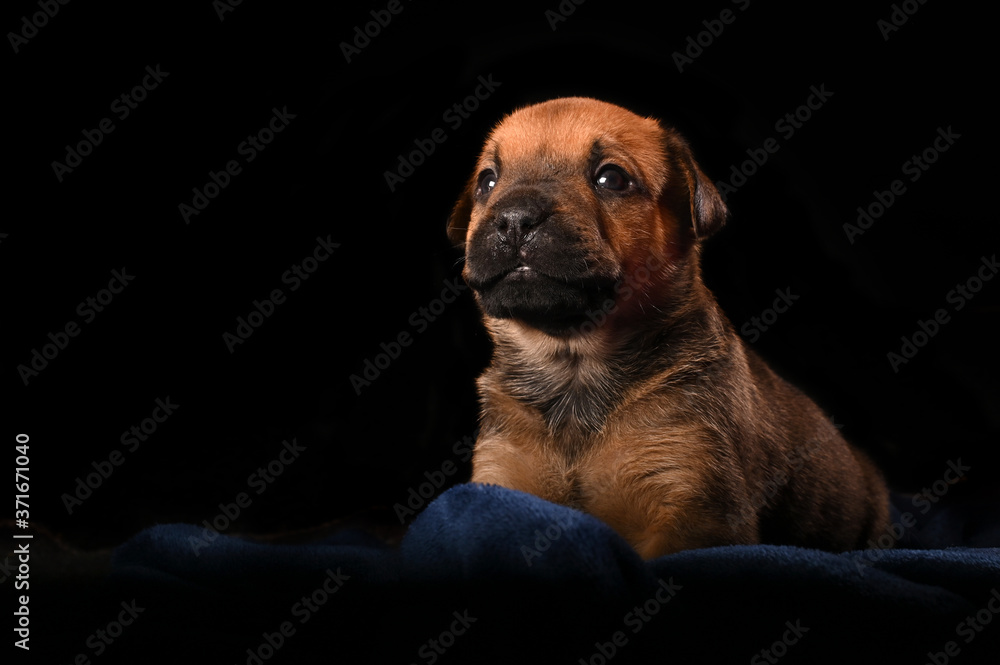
447, 97, 889, 558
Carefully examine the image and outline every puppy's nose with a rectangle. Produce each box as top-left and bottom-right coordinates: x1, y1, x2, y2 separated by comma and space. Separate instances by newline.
495, 206, 544, 246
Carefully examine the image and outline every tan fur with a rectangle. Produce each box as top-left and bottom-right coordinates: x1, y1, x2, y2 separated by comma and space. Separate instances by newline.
448, 97, 889, 558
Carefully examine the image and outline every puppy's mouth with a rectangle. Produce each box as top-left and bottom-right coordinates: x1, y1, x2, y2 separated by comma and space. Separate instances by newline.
466, 261, 619, 335
490, 264, 545, 284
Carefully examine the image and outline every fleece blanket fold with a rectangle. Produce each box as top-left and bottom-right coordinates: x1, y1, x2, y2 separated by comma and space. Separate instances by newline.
100, 483, 1000, 664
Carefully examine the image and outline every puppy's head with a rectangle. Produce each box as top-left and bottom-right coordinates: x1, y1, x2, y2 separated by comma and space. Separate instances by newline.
448, 97, 727, 336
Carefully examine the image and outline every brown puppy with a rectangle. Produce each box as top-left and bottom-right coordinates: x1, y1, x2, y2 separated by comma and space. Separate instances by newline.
447, 97, 889, 559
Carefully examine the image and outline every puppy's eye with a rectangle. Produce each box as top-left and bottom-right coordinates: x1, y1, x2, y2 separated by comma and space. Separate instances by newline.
475, 169, 497, 199
594, 164, 632, 191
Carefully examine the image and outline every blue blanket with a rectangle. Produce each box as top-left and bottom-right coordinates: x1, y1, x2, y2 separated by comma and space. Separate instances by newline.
106, 483, 1000, 664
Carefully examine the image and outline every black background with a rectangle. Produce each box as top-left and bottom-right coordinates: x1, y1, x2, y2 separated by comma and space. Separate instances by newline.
5, 0, 995, 556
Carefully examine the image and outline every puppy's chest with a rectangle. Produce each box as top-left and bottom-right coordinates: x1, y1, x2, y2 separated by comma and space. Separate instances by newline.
496, 353, 624, 436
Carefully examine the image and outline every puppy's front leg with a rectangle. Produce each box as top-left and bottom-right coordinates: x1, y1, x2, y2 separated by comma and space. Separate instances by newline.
586, 485, 757, 559
470, 435, 575, 506
577, 434, 759, 558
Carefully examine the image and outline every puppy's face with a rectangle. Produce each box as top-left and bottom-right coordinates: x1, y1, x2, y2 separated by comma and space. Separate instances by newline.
448, 97, 727, 335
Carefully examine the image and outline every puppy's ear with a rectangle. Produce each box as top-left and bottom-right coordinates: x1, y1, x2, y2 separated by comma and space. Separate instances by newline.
446, 171, 478, 248
685, 157, 728, 239
663, 131, 729, 240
